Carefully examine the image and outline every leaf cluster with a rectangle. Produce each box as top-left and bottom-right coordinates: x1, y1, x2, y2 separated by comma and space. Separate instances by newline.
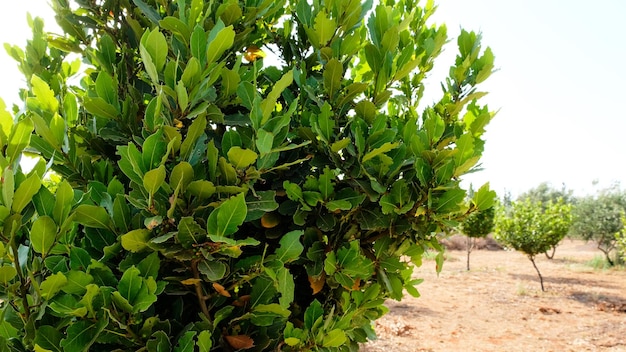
0, 0, 496, 351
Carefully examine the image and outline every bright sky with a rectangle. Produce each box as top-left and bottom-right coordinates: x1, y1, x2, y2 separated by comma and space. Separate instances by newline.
1, 1, 624, 197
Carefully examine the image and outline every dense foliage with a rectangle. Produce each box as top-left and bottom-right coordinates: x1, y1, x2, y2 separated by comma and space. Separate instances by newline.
495, 199, 572, 291
459, 188, 495, 270
570, 186, 625, 266
0, 0, 495, 350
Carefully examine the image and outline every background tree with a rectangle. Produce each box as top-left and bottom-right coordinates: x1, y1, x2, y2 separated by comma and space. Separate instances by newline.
570, 186, 626, 266
459, 186, 496, 270
495, 199, 572, 291
0, 0, 496, 350
517, 183, 574, 258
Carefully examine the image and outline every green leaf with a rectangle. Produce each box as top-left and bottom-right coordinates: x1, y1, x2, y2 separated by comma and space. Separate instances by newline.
473, 183, 496, 211
83, 97, 119, 119
143, 165, 166, 196
197, 331, 212, 352
275, 230, 303, 263
325, 200, 351, 211
318, 167, 334, 200
34, 325, 63, 352
133, 0, 161, 23
40, 272, 67, 300
31, 75, 59, 112
160, 16, 191, 44
2, 167, 14, 210
95, 71, 117, 106
0, 265, 17, 284
31, 216, 57, 255
322, 329, 347, 348
169, 161, 194, 192
176, 80, 189, 112
73, 205, 111, 229
276, 267, 295, 309
362, 142, 399, 163
207, 193, 247, 237
190, 25, 207, 63
245, 191, 278, 221
314, 11, 336, 46
143, 129, 168, 170
147, 331, 171, 352
141, 27, 168, 72
137, 252, 161, 279
227, 147, 257, 169
260, 70, 293, 123
180, 115, 207, 160
7, 117, 33, 164
61, 270, 94, 295
53, 180, 73, 225
323, 59, 343, 97
60, 318, 107, 352
121, 229, 151, 252
304, 299, 323, 330
198, 260, 227, 281
187, 180, 216, 199
173, 331, 196, 352
177, 217, 206, 248
12, 172, 41, 213
118, 266, 142, 303
206, 25, 235, 64
255, 129, 274, 154
434, 189, 466, 213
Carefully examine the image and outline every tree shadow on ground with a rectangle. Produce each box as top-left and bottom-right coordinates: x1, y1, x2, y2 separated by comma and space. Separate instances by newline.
508, 273, 620, 290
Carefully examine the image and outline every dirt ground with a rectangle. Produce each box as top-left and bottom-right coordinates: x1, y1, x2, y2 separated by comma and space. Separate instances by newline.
361, 239, 626, 352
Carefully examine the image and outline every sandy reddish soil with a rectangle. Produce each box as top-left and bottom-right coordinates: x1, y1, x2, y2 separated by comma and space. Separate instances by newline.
361, 239, 626, 352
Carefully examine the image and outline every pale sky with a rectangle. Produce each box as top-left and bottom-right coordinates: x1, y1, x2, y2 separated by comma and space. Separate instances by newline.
1, 1, 625, 197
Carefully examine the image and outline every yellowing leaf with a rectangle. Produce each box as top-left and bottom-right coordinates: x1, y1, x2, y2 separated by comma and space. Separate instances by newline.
181, 278, 202, 285
212, 282, 231, 297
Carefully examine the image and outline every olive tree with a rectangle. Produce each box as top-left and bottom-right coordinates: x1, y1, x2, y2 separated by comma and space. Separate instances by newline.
495, 199, 571, 291
0, 0, 495, 350
570, 186, 625, 266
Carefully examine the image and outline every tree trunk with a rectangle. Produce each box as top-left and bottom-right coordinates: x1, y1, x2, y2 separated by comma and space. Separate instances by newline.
466, 237, 472, 271
544, 246, 556, 259
598, 244, 615, 266
529, 256, 545, 291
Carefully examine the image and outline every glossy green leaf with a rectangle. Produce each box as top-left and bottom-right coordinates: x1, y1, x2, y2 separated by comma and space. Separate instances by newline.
260, 70, 293, 123
206, 25, 235, 64
141, 27, 168, 72
53, 180, 73, 225
31, 75, 59, 112
207, 193, 247, 237
322, 329, 347, 348
197, 330, 212, 352
2, 166, 14, 210
169, 161, 194, 192
177, 217, 206, 248
187, 180, 216, 199
12, 172, 41, 213
31, 216, 57, 255
323, 59, 343, 97
313, 11, 336, 46
143, 129, 168, 170
73, 205, 111, 229
362, 142, 399, 163
198, 260, 226, 281
173, 331, 196, 352
40, 272, 67, 300
83, 97, 118, 119
227, 147, 257, 169
34, 325, 63, 352
121, 229, 151, 253
180, 115, 207, 161
190, 25, 207, 62
7, 117, 33, 164
0, 265, 17, 284
143, 165, 166, 196
275, 230, 303, 263
473, 183, 496, 211
160, 16, 191, 44
59, 316, 107, 352
276, 267, 295, 308
61, 270, 94, 295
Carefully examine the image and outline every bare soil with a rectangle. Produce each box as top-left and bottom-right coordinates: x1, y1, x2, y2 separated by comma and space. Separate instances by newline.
361, 239, 626, 352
